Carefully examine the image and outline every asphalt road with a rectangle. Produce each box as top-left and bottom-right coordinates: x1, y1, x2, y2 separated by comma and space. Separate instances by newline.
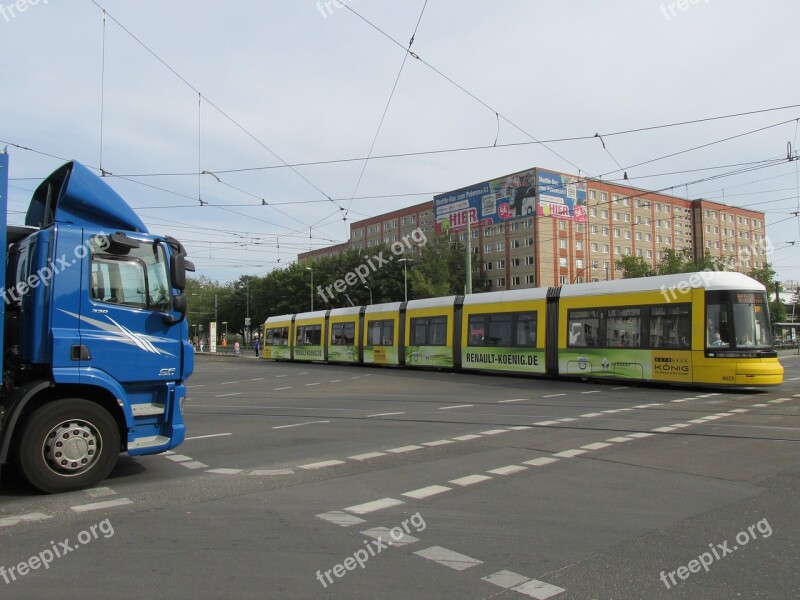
1, 355, 799, 599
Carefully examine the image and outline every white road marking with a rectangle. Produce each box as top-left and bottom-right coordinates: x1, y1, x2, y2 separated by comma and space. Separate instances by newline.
688, 418, 709, 424
499, 398, 527, 403
216, 393, 241, 398
387, 445, 424, 453
350, 376, 361, 380
422, 440, 454, 447
185, 433, 232, 441
508, 426, 533, 430
769, 398, 790, 403
580, 412, 604, 417
250, 469, 294, 476
345, 498, 404, 515
361, 527, 419, 546
299, 460, 345, 470
553, 449, 587, 458
612, 386, 628, 390
273, 386, 292, 391
714, 412, 735, 417
306, 382, 321, 386
221, 381, 239, 385
71, 499, 133, 513
603, 409, 623, 414
316, 511, 366, 527
627, 432, 655, 438
581, 390, 601, 394
523, 457, 559, 467
487, 465, 527, 475
653, 427, 677, 433
440, 404, 474, 410
181, 461, 208, 469
251, 377, 265, 381
633, 405, 652, 409
542, 393, 566, 398
0, 513, 52, 527
298, 372, 309, 375
414, 546, 483, 571
367, 412, 405, 417
275, 375, 287, 378
330, 379, 342, 382
187, 384, 205, 388
606, 436, 634, 443
349, 452, 387, 461
205, 468, 242, 475
452, 434, 482, 441
86, 487, 116, 498
449, 474, 492, 486
273, 420, 330, 429
483, 570, 531, 589
730, 409, 750, 413
402, 485, 452, 499
671, 423, 692, 428
581, 442, 611, 450
534, 421, 560, 426
752, 403, 769, 407
557, 418, 577, 422
480, 429, 509, 435
789, 377, 800, 381
514, 578, 566, 599
165, 454, 193, 462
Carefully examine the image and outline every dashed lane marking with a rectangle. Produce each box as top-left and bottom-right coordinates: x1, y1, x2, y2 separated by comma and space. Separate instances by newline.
534, 421, 560, 426
0, 513, 52, 527
439, 404, 474, 410
581, 442, 611, 450
487, 465, 528, 476
315, 511, 366, 527
449, 474, 493, 486
165, 454, 193, 462
349, 452, 387, 461
422, 440, 454, 447
499, 398, 528, 403
205, 468, 243, 475
387, 445, 424, 454
606, 436, 634, 443
581, 390, 601, 394
580, 412, 604, 417
250, 469, 294, 476
402, 485, 452, 499
452, 434, 482, 441
553, 449, 587, 458
299, 460, 346, 470
71, 499, 133, 513
542, 394, 566, 398
414, 546, 483, 571
221, 381, 239, 385
483, 570, 566, 599
345, 498, 404, 515
185, 433, 232, 441
523, 457, 559, 467
216, 393, 241, 398
306, 382, 321, 386
273, 420, 330, 429
273, 386, 292, 391
367, 412, 405, 417
181, 461, 208, 469
480, 429, 509, 435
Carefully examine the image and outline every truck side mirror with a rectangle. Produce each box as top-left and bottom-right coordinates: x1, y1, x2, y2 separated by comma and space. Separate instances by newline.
164, 293, 187, 325
171, 254, 187, 292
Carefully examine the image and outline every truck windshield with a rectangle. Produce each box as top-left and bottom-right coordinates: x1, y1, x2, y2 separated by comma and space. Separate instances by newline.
91, 242, 170, 310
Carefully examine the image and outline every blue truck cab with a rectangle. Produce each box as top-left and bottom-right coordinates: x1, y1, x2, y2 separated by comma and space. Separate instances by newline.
0, 153, 194, 493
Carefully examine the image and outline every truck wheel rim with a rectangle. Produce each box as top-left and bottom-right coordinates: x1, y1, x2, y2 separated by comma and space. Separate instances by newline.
42, 419, 102, 475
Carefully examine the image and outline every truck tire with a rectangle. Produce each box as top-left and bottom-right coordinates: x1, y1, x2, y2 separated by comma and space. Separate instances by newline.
15, 399, 121, 494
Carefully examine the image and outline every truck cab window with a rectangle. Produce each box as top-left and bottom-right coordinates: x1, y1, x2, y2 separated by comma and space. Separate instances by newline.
91, 243, 170, 310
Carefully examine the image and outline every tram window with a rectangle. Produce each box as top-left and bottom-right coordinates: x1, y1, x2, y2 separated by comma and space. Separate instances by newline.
732, 293, 771, 348
410, 316, 448, 346
567, 309, 600, 347
296, 324, 322, 346
650, 304, 691, 349
331, 322, 355, 346
265, 327, 288, 346
468, 312, 537, 347
367, 319, 394, 346
607, 308, 641, 347
706, 304, 731, 347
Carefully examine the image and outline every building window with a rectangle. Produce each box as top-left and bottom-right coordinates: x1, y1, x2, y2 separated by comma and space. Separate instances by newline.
602, 227, 609, 236
559, 257, 568, 267
603, 244, 609, 254
591, 242, 599, 252
497, 277, 506, 288
558, 221, 568, 231
576, 240, 584, 251
560, 239, 568, 249
614, 228, 620, 238
496, 260, 505, 269
526, 256, 535, 265
601, 210, 609, 219
511, 276, 521, 286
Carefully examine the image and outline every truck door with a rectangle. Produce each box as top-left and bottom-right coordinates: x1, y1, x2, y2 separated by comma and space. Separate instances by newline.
79, 233, 182, 386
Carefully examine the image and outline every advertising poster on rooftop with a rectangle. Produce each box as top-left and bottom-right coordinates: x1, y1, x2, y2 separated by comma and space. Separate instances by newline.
434, 168, 537, 234
536, 170, 587, 222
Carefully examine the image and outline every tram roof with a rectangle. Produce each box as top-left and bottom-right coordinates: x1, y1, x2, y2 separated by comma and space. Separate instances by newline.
559, 271, 765, 298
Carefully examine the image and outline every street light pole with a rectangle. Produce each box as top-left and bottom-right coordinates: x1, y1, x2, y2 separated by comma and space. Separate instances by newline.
364, 285, 372, 304
306, 267, 314, 311
398, 258, 413, 302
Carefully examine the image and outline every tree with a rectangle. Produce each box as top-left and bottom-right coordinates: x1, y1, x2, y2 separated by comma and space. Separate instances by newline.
615, 255, 652, 279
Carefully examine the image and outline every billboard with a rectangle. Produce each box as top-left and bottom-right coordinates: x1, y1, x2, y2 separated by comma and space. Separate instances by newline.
536, 170, 587, 222
434, 168, 586, 234
434, 168, 537, 234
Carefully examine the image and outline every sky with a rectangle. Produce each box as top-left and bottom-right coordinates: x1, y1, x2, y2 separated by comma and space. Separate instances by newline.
2, 0, 800, 284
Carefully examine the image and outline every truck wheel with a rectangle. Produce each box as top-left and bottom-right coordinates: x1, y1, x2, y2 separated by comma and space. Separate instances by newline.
15, 399, 120, 494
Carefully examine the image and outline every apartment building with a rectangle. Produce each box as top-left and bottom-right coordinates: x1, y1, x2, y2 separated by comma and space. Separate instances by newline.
298, 167, 768, 291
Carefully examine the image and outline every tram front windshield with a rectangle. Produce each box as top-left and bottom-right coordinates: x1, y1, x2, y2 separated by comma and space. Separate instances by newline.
706, 291, 772, 350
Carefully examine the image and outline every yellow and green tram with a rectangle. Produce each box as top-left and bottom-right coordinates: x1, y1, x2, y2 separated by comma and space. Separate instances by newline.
261, 272, 783, 387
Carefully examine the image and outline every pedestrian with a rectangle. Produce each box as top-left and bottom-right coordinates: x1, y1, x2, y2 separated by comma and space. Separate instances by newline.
200, 340, 204, 352
234, 341, 240, 356
254, 339, 260, 357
